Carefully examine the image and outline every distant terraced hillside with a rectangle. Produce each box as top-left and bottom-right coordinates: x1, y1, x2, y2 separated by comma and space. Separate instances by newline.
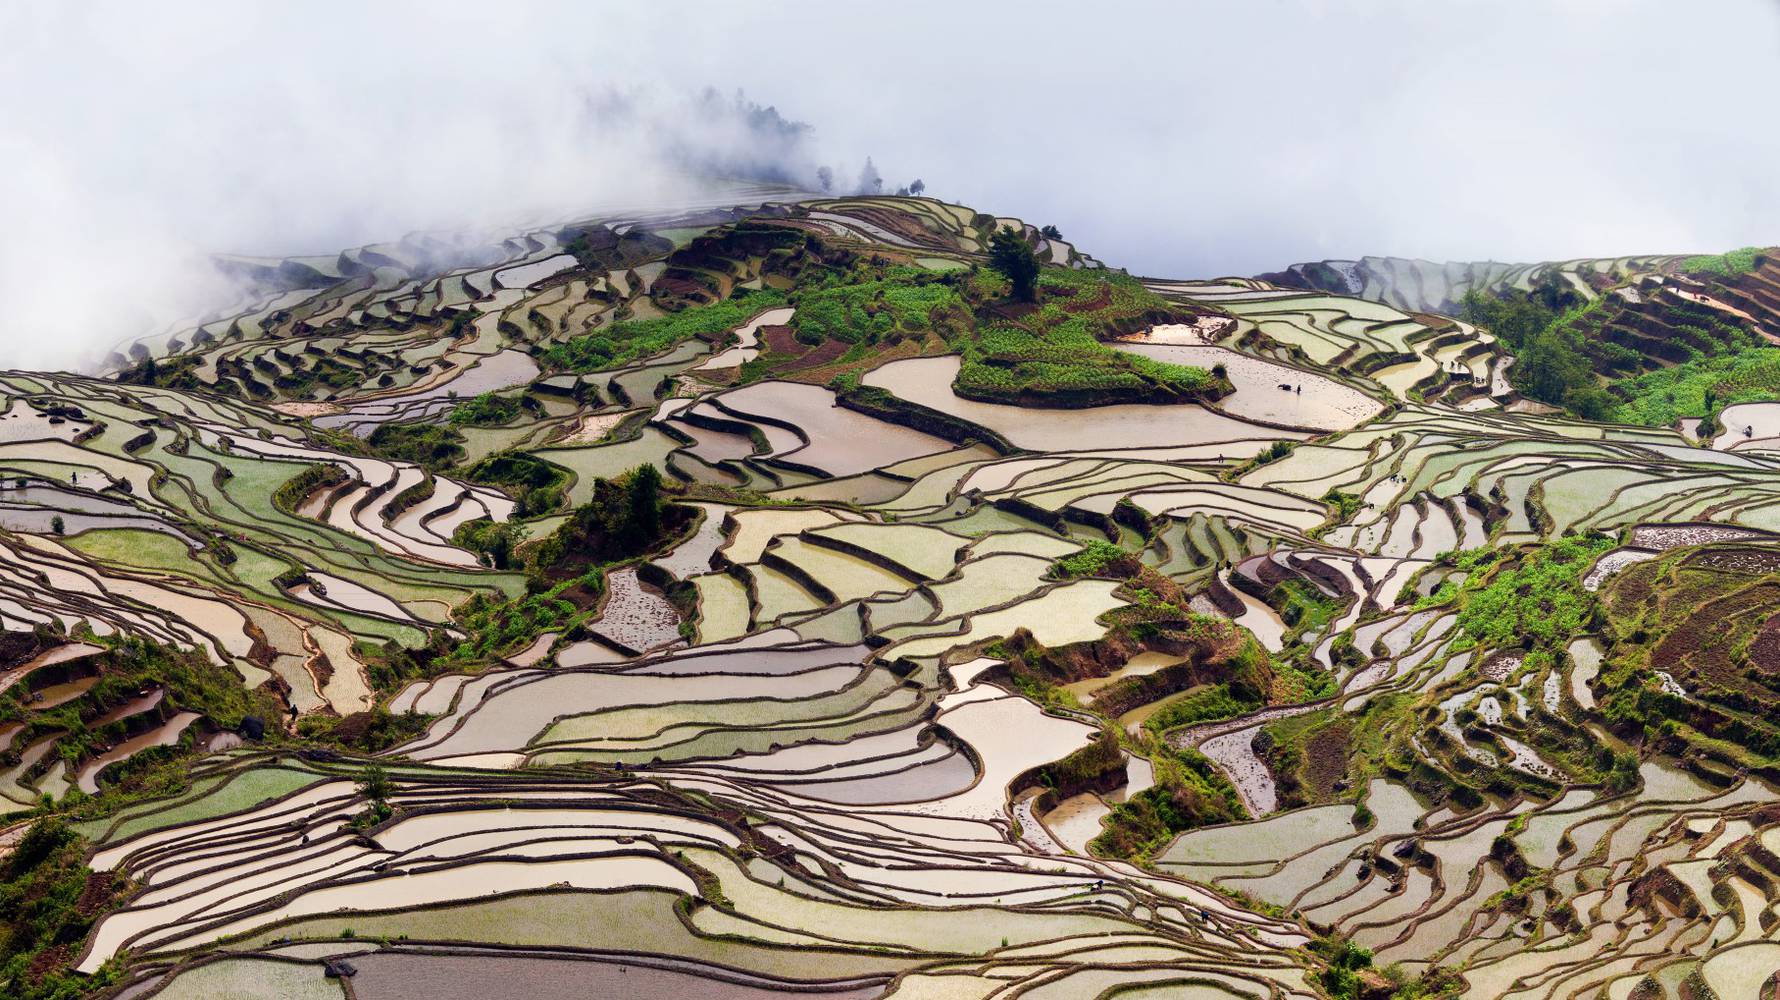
1262, 250, 1780, 339
1257, 250, 1780, 421
1257, 254, 1684, 316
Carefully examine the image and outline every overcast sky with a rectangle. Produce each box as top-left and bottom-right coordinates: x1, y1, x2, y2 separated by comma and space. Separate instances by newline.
4, 1, 1779, 368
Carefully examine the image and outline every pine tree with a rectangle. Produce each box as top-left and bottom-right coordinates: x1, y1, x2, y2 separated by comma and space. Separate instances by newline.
989, 226, 1040, 303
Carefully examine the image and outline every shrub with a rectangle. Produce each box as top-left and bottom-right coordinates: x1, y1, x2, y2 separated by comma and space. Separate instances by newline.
448, 392, 522, 426
544, 288, 786, 372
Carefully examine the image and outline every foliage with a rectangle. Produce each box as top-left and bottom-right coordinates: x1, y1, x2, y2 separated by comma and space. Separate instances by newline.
544, 288, 786, 372
1681, 246, 1763, 276
1611, 346, 1780, 428
1460, 290, 1611, 417
447, 391, 522, 427
952, 269, 1214, 406
988, 226, 1040, 302
1050, 540, 1129, 579
1321, 489, 1361, 522
954, 320, 1214, 404
1271, 578, 1344, 646
464, 451, 571, 517
449, 571, 598, 662
2, 639, 282, 788
367, 421, 467, 472
527, 464, 682, 578
1141, 683, 1261, 736
348, 764, 393, 828
272, 463, 347, 513
0, 819, 120, 999
1309, 935, 1377, 1000
296, 707, 431, 753
453, 518, 525, 569
791, 265, 968, 346
1413, 580, 1459, 610
1088, 747, 1244, 860
1453, 536, 1613, 649
1459, 289, 1557, 352
1387, 966, 1465, 999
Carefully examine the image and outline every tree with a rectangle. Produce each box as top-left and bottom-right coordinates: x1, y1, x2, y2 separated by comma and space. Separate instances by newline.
353, 764, 394, 828
857, 157, 883, 195
909, 178, 926, 196
49, 515, 64, 535
359, 764, 391, 804
625, 463, 663, 543
1040, 224, 1062, 240
815, 166, 833, 192
1563, 385, 1617, 421
988, 226, 1040, 303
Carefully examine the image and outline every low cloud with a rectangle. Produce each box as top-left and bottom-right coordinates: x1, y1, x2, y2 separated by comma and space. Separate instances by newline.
3, 1, 1777, 369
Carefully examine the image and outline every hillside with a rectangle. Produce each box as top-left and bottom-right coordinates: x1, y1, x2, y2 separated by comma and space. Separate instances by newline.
0, 194, 1778, 1000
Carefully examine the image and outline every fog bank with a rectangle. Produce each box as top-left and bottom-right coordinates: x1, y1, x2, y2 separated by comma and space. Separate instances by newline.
4, 1, 1777, 368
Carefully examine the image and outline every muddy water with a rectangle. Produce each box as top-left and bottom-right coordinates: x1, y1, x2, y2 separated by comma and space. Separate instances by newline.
0, 641, 103, 696
90, 688, 164, 726
31, 675, 98, 708
1221, 571, 1287, 651
652, 503, 731, 579
863, 355, 1297, 452
77, 712, 199, 794
591, 567, 681, 654
1012, 790, 1065, 854
1043, 792, 1111, 854
789, 748, 977, 805
1061, 650, 1184, 701
925, 693, 1096, 821
346, 951, 883, 1000
1116, 342, 1382, 431
1567, 637, 1603, 710
717, 381, 953, 477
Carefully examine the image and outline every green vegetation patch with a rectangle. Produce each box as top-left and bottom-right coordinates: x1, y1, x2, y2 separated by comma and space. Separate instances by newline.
272, 463, 347, 513
544, 288, 786, 373
1049, 540, 1134, 580
367, 421, 467, 472
448, 391, 522, 427
1087, 747, 1246, 860
1611, 345, 1780, 429
465, 451, 571, 518
1462, 274, 1758, 421
1141, 683, 1261, 737
1462, 291, 1616, 418
1681, 246, 1764, 276
1451, 536, 1612, 650
955, 268, 1218, 407
792, 265, 969, 346
0, 820, 125, 998
450, 571, 599, 662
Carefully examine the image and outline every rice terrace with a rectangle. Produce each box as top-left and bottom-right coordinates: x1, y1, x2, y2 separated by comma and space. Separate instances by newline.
6, 4, 1780, 999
